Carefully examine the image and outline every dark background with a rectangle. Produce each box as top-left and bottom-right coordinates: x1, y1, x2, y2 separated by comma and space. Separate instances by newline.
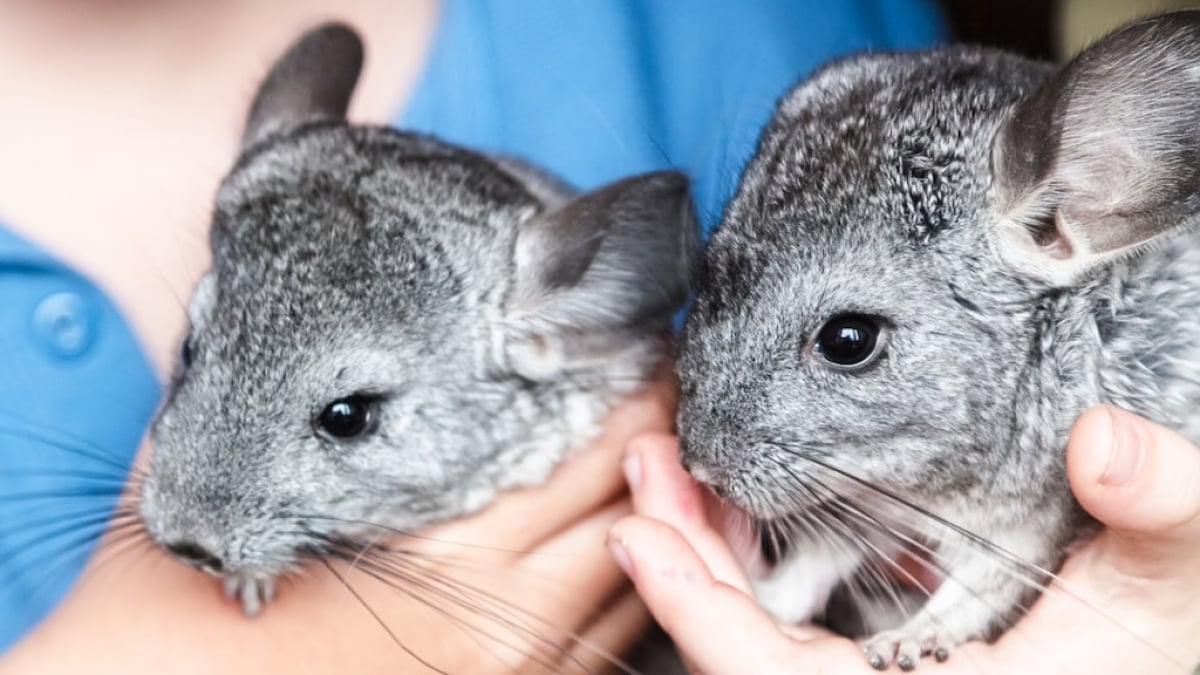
940, 0, 1055, 59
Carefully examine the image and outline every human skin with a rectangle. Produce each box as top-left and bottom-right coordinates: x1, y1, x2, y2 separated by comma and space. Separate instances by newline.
0, 0, 437, 372
1, 374, 674, 674
612, 407, 1200, 674
0, 1, 667, 672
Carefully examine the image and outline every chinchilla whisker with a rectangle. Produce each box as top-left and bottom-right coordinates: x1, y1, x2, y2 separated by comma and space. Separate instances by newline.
348, 559, 570, 674
41, 503, 143, 541
33, 524, 154, 604
0, 418, 144, 475
1, 467, 133, 486
16, 518, 133, 603
795, 509, 894, 634
371, 545, 562, 587
764, 466, 929, 635
778, 454, 1020, 623
144, 255, 191, 313
14, 526, 125, 592
105, 514, 147, 533
332, 548, 592, 675
328, 534, 632, 639
109, 500, 144, 515
326, 540, 534, 632
804, 498, 1009, 673
802, 472, 1182, 667
767, 441, 1051, 578
8, 507, 122, 549
286, 513, 534, 555
807, 476, 1039, 612
0, 486, 128, 505
818, 498, 954, 611
812, 496, 924, 606
787, 477, 929, 625
802, 463, 1055, 597
319, 558, 453, 675
101, 518, 151, 540
859, 503, 1050, 600
78, 532, 153, 581
764, 518, 786, 565
350, 551, 604, 675
348, 544, 638, 675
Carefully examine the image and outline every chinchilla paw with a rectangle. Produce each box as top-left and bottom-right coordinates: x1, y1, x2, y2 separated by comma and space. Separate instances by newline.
862, 628, 953, 671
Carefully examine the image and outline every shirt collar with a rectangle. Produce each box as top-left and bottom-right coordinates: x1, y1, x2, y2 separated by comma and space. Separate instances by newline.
0, 222, 64, 271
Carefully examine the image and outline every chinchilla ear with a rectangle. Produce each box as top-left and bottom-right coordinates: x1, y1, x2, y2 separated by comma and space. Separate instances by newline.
501, 170, 699, 380
991, 11, 1200, 286
241, 23, 364, 148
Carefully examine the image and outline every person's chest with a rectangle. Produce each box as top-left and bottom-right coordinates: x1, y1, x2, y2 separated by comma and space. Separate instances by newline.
0, 0, 435, 373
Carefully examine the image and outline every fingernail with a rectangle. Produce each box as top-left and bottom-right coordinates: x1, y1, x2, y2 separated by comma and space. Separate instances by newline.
623, 452, 642, 490
1102, 407, 1145, 487
607, 529, 635, 579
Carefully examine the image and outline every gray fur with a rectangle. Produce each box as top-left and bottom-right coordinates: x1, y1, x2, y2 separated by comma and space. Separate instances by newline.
139, 24, 698, 615
678, 11, 1200, 669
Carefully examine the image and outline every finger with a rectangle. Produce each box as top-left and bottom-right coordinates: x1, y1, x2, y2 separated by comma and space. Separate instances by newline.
428, 375, 675, 554
520, 499, 635, 628
1067, 405, 1200, 569
560, 589, 652, 675
1034, 405, 1200, 671
625, 433, 753, 593
609, 515, 860, 675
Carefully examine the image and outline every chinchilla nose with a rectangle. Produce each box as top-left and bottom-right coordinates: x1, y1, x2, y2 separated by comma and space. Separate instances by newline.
166, 540, 224, 573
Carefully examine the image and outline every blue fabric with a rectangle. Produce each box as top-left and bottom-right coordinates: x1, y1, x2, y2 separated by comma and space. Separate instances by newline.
0, 227, 161, 651
400, 0, 946, 234
0, 0, 944, 652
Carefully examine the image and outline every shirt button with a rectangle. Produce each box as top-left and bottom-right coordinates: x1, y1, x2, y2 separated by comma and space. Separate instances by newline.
32, 291, 97, 359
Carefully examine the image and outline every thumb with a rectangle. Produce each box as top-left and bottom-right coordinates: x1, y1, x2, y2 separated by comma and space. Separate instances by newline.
1067, 405, 1200, 571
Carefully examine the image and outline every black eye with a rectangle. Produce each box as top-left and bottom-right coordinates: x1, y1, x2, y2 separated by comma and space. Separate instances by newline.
180, 336, 195, 368
814, 314, 883, 368
316, 395, 380, 440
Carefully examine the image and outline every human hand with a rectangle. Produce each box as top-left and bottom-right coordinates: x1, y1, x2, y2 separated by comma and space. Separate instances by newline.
409, 372, 678, 674
1, 373, 676, 675
608, 406, 1200, 674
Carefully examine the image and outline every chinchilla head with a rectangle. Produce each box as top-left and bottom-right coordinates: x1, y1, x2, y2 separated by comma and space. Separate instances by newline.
140, 24, 697, 579
679, 12, 1200, 520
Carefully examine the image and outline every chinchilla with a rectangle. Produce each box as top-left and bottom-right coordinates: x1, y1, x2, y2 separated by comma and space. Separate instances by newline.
136, 21, 698, 631
677, 10, 1200, 671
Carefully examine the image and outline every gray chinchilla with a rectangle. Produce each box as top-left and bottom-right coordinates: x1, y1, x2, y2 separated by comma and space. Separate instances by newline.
677, 10, 1200, 671
137, 23, 697, 618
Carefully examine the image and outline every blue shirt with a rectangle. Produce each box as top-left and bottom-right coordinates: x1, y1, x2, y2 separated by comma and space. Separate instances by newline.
0, 0, 944, 651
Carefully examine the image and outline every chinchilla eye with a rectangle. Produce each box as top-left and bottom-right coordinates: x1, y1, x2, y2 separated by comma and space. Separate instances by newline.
814, 314, 884, 369
180, 335, 195, 368
315, 394, 380, 440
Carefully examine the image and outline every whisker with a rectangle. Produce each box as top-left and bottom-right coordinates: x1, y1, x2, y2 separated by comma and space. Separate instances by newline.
311, 535, 568, 671
766, 459, 920, 634
311, 533, 639, 674
764, 438, 1186, 668
350, 551, 593, 673
13, 518, 120, 605
0, 419, 144, 475
349, 558, 561, 673
1, 467, 134, 486
320, 557, 451, 675
288, 514, 534, 556
0, 486, 129, 506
